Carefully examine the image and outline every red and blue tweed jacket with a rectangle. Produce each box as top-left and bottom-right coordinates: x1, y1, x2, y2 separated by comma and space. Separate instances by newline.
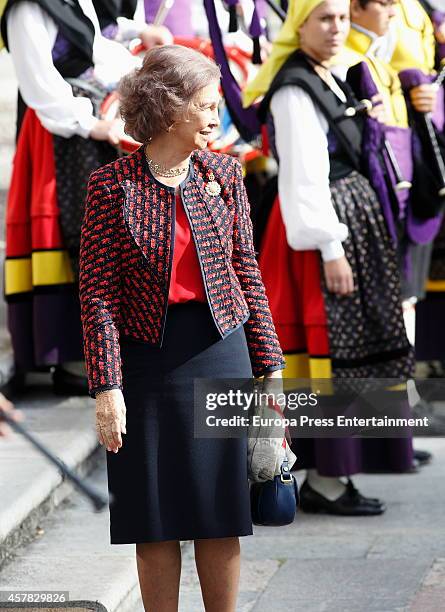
79, 148, 284, 396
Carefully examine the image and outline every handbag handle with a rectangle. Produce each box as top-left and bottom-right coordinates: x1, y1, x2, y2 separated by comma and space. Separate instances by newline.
280, 458, 294, 484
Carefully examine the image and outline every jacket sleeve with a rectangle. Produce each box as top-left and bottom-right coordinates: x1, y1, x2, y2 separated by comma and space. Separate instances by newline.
79, 170, 123, 398
231, 160, 285, 377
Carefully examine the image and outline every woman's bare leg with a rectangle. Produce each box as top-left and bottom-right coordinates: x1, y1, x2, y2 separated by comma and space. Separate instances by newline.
194, 537, 241, 612
136, 540, 181, 612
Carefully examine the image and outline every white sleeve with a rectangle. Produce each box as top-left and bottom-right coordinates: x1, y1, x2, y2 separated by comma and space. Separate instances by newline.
270, 85, 348, 261
116, 0, 146, 41
78, 0, 141, 89
7, 1, 97, 138
116, 17, 144, 41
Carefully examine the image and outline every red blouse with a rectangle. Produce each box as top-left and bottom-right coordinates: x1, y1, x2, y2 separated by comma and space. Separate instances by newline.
168, 194, 207, 304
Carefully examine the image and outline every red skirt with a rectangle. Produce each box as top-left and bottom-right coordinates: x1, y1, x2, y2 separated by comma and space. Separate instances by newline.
259, 195, 331, 379
5, 109, 82, 368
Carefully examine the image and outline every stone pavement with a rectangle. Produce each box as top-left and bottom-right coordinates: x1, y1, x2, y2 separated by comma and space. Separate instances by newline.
2, 408, 444, 612
0, 387, 97, 566
130, 437, 445, 612
0, 428, 138, 612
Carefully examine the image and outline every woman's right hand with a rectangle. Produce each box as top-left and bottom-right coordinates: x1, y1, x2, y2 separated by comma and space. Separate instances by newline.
95, 389, 126, 453
323, 255, 354, 296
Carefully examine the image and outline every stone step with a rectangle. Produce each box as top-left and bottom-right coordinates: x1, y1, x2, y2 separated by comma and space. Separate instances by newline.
0, 455, 144, 612
0, 449, 277, 612
0, 388, 99, 567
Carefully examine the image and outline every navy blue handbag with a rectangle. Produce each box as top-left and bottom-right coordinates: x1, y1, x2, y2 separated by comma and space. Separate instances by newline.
250, 459, 299, 526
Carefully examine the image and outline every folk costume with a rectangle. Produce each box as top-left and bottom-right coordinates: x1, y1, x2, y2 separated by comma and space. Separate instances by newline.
389, 0, 445, 365
80, 149, 285, 542
390, 0, 437, 74
340, 25, 443, 298
342, 26, 409, 129
243, 0, 414, 485
339, 27, 411, 247
1, 0, 144, 381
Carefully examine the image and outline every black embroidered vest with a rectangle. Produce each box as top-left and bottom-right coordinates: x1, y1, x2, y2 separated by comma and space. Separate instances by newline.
259, 50, 364, 181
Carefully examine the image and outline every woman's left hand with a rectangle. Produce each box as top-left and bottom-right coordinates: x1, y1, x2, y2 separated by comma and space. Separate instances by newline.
264, 370, 283, 380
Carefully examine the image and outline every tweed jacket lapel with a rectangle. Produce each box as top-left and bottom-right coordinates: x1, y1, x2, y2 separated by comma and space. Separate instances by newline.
189, 153, 234, 250
115, 148, 236, 278
116, 149, 174, 280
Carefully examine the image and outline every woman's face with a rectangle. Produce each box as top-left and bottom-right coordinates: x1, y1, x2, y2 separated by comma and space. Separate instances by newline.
299, 0, 350, 63
172, 81, 221, 151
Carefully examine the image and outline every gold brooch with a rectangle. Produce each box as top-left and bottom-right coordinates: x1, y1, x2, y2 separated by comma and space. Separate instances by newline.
205, 171, 221, 196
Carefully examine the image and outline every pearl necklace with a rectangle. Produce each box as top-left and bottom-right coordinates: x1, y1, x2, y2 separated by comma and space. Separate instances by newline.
145, 149, 189, 178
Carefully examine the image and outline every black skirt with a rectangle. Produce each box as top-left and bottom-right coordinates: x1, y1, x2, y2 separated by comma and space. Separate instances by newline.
106, 302, 253, 544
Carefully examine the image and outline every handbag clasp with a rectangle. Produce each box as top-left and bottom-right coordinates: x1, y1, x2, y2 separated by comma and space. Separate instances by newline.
280, 459, 294, 484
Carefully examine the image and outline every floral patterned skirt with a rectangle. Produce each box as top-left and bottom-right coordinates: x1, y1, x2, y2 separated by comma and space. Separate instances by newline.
326, 171, 414, 379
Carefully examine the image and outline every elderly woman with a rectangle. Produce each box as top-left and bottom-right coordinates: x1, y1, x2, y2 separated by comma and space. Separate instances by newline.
79, 45, 284, 611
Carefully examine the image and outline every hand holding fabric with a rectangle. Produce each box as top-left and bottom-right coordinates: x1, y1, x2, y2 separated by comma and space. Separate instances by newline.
410, 84, 438, 114
368, 93, 388, 124
434, 22, 445, 45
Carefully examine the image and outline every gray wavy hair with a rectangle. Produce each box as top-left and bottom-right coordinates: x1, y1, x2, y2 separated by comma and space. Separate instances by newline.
118, 45, 221, 143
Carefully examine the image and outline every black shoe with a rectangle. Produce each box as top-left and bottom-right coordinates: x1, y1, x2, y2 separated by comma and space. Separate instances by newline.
413, 449, 433, 466
299, 479, 386, 516
52, 367, 89, 396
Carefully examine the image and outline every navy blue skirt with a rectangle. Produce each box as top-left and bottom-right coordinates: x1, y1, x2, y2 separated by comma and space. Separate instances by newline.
106, 302, 253, 544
